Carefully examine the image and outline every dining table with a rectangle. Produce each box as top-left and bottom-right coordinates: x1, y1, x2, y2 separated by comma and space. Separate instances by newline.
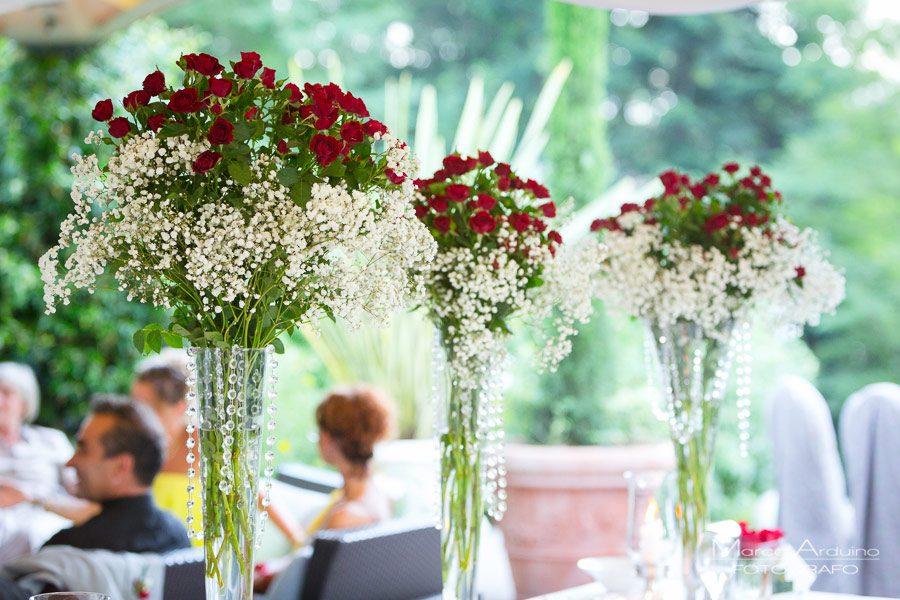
527, 587, 895, 600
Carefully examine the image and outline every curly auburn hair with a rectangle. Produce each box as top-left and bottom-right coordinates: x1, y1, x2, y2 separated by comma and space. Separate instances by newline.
315, 385, 395, 465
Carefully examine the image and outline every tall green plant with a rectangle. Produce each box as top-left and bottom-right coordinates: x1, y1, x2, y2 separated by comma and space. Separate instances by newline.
0, 23, 200, 430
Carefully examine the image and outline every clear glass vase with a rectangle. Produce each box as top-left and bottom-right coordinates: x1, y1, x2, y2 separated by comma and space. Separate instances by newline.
433, 330, 506, 600
646, 319, 736, 600
188, 346, 276, 600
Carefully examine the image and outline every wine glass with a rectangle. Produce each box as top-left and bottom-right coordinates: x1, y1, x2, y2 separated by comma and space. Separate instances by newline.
29, 593, 110, 600
696, 523, 741, 600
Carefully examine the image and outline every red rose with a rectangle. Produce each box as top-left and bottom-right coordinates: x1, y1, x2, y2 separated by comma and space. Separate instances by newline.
433, 215, 451, 233
122, 90, 150, 112
260, 67, 276, 89
744, 212, 760, 226
207, 117, 235, 145
478, 151, 494, 166
760, 175, 772, 188
533, 218, 547, 232
659, 170, 681, 195
703, 173, 720, 186
413, 178, 431, 189
283, 83, 302, 103
209, 104, 222, 115
477, 194, 497, 211
704, 213, 730, 233
276, 139, 288, 154
191, 150, 221, 174
244, 107, 258, 120
185, 52, 224, 76
428, 196, 449, 213
678, 197, 689, 210
690, 184, 706, 198
510, 212, 531, 232
723, 162, 740, 174
590, 219, 605, 232
528, 180, 550, 199
340, 121, 364, 145
209, 78, 233, 98
363, 119, 388, 137
414, 204, 429, 220
620, 203, 640, 214
91, 99, 113, 121
643, 198, 655, 211
147, 115, 167, 132
469, 211, 496, 234
431, 169, 449, 182
740, 177, 756, 188
313, 106, 339, 130
443, 155, 471, 176
385, 169, 406, 184
142, 70, 166, 96
338, 92, 369, 117
309, 134, 342, 166
795, 266, 806, 279
495, 163, 511, 177
728, 205, 743, 217
497, 177, 510, 191
234, 51, 263, 79
168, 88, 202, 113
548, 231, 562, 244
750, 165, 762, 177
446, 184, 470, 202
108, 117, 131, 138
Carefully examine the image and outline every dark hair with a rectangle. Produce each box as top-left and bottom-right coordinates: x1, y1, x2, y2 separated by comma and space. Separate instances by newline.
136, 366, 187, 406
315, 385, 395, 465
90, 394, 167, 486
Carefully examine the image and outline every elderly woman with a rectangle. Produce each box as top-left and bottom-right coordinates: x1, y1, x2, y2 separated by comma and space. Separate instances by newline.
0, 362, 79, 563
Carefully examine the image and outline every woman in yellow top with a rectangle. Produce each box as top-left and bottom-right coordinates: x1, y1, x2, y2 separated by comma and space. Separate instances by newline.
132, 365, 303, 547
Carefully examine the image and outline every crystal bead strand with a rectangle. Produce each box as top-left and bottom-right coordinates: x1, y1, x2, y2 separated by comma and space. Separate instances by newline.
431, 330, 445, 530
734, 322, 752, 457
256, 345, 278, 548
484, 346, 507, 520
643, 325, 667, 421
184, 347, 200, 540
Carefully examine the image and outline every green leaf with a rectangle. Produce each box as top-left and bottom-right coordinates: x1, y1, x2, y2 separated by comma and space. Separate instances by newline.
277, 167, 300, 188
162, 331, 184, 348
232, 121, 254, 143
147, 329, 163, 353
133, 329, 147, 354
291, 178, 313, 207
227, 160, 252, 186
270, 337, 285, 354
324, 160, 346, 178
159, 122, 188, 138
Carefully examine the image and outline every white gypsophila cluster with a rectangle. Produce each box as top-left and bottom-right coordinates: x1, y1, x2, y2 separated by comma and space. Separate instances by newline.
40, 130, 436, 334
426, 219, 595, 389
595, 214, 844, 336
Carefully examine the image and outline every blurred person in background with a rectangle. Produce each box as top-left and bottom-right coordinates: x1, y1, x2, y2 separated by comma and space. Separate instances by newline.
132, 365, 304, 547
0, 362, 97, 564
256, 384, 395, 593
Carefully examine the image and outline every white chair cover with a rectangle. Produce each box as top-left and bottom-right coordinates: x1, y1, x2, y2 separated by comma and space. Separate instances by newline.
766, 376, 856, 593
840, 382, 900, 598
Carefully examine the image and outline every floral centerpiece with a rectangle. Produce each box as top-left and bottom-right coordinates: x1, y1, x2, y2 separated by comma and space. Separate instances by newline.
737, 522, 785, 599
591, 163, 843, 598
40, 51, 435, 600
413, 152, 597, 599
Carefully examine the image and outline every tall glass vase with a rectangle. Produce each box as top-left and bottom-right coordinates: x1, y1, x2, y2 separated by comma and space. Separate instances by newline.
433, 331, 506, 600
646, 319, 736, 600
187, 346, 278, 600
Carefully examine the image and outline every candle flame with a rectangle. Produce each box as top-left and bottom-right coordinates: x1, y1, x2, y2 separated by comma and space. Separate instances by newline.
644, 498, 659, 523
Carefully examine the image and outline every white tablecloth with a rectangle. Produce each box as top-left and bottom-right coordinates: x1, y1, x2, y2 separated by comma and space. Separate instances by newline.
527, 588, 896, 600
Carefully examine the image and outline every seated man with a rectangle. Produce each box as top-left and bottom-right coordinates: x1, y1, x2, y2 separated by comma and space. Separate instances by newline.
0, 396, 190, 600
43, 395, 190, 553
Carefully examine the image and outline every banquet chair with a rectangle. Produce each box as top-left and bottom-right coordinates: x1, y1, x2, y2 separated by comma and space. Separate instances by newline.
298, 519, 442, 600
766, 376, 856, 593
839, 383, 900, 598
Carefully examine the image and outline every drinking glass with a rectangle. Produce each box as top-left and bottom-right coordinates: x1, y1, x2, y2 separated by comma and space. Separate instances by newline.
29, 593, 110, 600
696, 523, 741, 600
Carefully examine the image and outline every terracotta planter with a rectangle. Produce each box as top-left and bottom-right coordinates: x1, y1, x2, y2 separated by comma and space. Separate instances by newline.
499, 442, 675, 599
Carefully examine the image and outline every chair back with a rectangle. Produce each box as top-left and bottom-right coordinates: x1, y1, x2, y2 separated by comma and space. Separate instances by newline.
840, 382, 900, 598
161, 548, 205, 600
766, 376, 855, 593
300, 519, 442, 600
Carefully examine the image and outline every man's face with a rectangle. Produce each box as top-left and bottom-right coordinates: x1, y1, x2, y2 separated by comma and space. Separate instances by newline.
66, 414, 130, 502
0, 382, 27, 437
